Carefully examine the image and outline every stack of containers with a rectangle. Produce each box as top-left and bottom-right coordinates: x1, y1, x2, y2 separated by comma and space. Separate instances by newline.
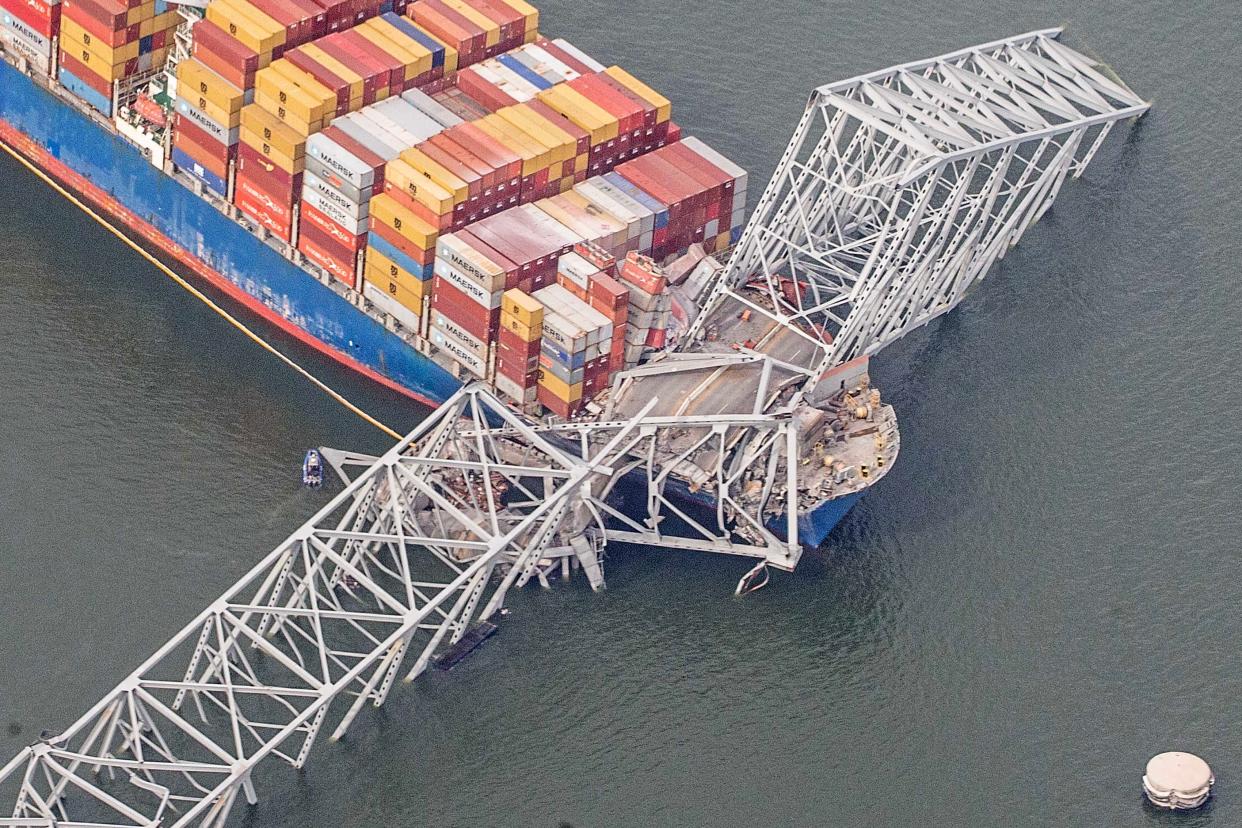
681, 135, 748, 248
1, 0, 61, 75
406, 0, 534, 70
453, 38, 582, 110
572, 175, 655, 260
532, 282, 611, 418
615, 251, 670, 362
554, 241, 627, 385
173, 57, 250, 198
494, 288, 541, 405
57, 0, 179, 116
429, 203, 579, 377
428, 231, 510, 378
235, 100, 307, 240
610, 138, 745, 259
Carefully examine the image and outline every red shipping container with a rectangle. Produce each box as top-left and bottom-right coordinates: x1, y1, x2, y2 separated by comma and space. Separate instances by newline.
237, 142, 300, 194
2, 0, 61, 38
570, 74, 643, 135
301, 201, 366, 252
431, 276, 499, 341
429, 132, 497, 191
495, 358, 537, 386
315, 34, 381, 98
537, 385, 580, 419
173, 132, 231, 180
299, 215, 360, 263
285, 49, 349, 113
236, 155, 301, 206
453, 122, 521, 184
61, 0, 126, 33
660, 142, 725, 204
193, 22, 259, 89
526, 100, 590, 158
338, 28, 402, 88
368, 219, 436, 265
235, 186, 294, 240
58, 50, 112, 96
588, 270, 628, 311
299, 230, 357, 287
173, 115, 235, 166
235, 171, 296, 226
406, 1, 473, 61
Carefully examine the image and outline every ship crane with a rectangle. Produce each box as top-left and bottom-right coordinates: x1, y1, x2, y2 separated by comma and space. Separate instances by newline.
0, 29, 1147, 827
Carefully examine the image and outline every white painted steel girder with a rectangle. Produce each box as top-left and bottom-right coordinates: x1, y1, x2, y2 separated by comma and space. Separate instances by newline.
0, 385, 652, 827
689, 28, 1149, 376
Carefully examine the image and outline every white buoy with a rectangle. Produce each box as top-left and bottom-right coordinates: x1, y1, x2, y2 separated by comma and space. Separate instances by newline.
1143, 752, 1214, 810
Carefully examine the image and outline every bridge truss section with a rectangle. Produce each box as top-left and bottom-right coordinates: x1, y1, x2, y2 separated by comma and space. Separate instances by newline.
689, 28, 1150, 375
0, 385, 647, 828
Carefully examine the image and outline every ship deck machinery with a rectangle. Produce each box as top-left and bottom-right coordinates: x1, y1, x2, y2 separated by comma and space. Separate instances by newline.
0, 29, 1150, 828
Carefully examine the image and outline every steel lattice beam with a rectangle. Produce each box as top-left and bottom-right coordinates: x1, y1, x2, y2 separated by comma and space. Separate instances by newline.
688, 28, 1150, 375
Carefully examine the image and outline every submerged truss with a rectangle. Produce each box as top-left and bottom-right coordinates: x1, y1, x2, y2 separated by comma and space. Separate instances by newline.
2, 29, 1148, 827
688, 27, 1149, 373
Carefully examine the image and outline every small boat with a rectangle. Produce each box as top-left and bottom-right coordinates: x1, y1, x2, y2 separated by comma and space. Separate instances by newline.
302, 449, 324, 489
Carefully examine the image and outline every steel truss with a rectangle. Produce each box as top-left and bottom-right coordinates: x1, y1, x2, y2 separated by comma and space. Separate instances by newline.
689, 27, 1150, 373
0, 386, 649, 827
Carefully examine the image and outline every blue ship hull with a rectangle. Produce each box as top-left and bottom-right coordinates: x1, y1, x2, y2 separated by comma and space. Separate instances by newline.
0, 58, 864, 549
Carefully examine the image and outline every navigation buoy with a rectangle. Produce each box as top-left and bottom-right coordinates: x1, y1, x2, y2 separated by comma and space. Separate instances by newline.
1143, 752, 1214, 810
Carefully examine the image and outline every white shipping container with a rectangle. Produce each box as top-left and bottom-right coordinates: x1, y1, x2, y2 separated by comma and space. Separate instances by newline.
2, 14, 50, 55
332, 114, 403, 161
552, 38, 605, 72
357, 107, 420, 149
175, 98, 239, 146
430, 310, 489, 362
493, 373, 538, 405
436, 234, 507, 285
364, 281, 424, 332
303, 169, 368, 219
556, 252, 596, 292
306, 132, 377, 190
514, 44, 580, 84
1, 28, 52, 74
301, 187, 369, 235
400, 88, 465, 128
370, 96, 444, 143
430, 328, 488, 378
434, 261, 503, 309
304, 155, 372, 204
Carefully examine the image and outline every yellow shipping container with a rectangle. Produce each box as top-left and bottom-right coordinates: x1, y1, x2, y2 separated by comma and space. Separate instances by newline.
500, 314, 541, 342
355, 22, 428, 85
298, 44, 365, 102
537, 85, 618, 145
177, 59, 247, 116
207, 0, 284, 56
384, 158, 455, 216
125, 1, 155, 26
502, 289, 543, 328
365, 249, 428, 307
398, 148, 469, 206
495, 0, 538, 34
370, 194, 440, 251
240, 105, 306, 172
474, 115, 544, 177
493, 110, 556, 170
538, 371, 583, 403
440, 0, 499, 47
254, 89, 319, 135
499, 105, 571, 163
140, 10, 180, 36
60, 18, 139, 64
603, 66, 671, 123
268, 60, 336, 117
367, 18, 435, 78
186, 87, 243, 129
60, 36, 129, 80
